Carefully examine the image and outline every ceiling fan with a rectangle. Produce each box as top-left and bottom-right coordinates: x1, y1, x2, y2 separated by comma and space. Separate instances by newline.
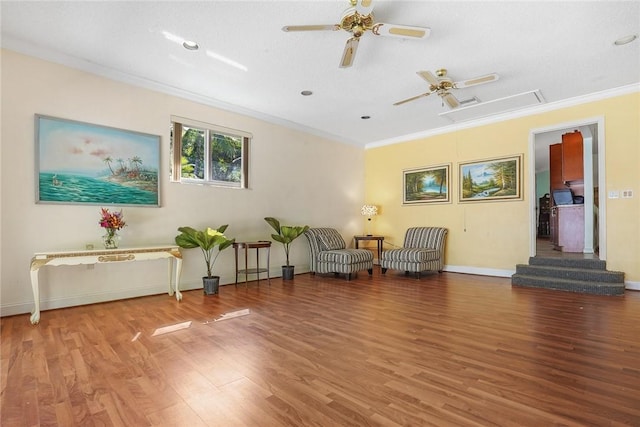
394, 69, 500, 109
282, 0, 430, 68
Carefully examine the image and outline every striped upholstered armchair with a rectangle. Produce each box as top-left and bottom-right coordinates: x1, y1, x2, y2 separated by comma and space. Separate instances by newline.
381, 227, 448, 278
304, 228, 374, 280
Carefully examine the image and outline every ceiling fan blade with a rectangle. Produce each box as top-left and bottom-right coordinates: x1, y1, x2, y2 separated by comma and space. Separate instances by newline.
372, 23, 430, 39
417, 71, 439, 87
454, 73, 500, 88
340, 37, 360, 68
355, 0, 374, 16
443, 92, 460, 109
282, 24, 340, 32
393, 92, 432, 106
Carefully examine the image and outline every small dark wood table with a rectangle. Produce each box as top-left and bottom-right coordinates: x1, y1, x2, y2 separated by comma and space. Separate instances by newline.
233, 241, 271, 287
354, 235, 384, 264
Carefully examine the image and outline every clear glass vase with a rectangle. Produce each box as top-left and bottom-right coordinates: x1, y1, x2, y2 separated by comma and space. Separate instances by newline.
102, 230, 120, 249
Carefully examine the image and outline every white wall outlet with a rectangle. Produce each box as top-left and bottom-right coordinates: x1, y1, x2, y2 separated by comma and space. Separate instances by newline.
622, 190, 634, 198
608, 190, 619, 199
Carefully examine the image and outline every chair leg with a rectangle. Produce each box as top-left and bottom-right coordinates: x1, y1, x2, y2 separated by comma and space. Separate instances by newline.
382, 268, 387, 274
367, 268, 373, 275
346, 273, 352, 280
416, 272, 421, 279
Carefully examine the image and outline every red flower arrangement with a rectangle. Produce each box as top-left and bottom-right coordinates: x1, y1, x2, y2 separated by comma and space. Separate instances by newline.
99, 208, 126, 231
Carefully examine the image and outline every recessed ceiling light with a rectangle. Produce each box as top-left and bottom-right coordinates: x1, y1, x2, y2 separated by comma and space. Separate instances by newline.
301, 90, 313, 96
614, 34, 637, 46
361, 115, 371, 120
183, 40, 199, 50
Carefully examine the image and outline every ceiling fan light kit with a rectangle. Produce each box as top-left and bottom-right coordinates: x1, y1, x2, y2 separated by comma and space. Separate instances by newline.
282, 0, 430, 68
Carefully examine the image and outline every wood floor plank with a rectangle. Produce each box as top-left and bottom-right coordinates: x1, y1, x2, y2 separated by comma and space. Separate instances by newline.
146, 401, 208, 427
2, 270, 640, 426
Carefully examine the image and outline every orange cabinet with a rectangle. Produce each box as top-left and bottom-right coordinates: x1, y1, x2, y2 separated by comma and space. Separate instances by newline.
561, 130, 583, 183
549, 143, 564, 191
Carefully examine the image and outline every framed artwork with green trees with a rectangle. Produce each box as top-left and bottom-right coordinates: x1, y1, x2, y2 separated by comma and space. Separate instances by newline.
35, 115, 160, 206
403, 163, 451, 205
458, 154, 522, 203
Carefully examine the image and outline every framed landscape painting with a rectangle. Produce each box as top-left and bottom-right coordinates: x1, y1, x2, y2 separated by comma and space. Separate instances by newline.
458, 154, 522, 203
403, 164, 451, 205
35, 115, 161, 207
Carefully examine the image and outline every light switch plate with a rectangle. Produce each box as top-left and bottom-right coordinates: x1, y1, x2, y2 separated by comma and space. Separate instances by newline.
622, 190, 634, 198
608, 190, 619, 199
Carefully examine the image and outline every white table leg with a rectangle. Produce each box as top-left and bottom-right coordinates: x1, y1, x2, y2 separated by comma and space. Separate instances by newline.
30, 268, 41, 325
172, 256, 183, 301
168, 257, 174, 297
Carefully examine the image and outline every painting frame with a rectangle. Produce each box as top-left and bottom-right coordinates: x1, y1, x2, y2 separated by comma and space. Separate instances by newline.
402, 163, 451, 205
35, 115, 161, 207
458, 154, 523, 203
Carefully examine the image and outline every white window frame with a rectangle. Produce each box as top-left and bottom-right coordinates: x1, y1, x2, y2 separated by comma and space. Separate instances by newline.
171, 116, 250, 189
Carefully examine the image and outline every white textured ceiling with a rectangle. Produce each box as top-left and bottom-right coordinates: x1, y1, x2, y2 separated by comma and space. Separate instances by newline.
1, 1, 639, 147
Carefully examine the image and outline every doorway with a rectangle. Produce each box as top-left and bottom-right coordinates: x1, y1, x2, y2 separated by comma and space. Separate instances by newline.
528, 118, 606, 260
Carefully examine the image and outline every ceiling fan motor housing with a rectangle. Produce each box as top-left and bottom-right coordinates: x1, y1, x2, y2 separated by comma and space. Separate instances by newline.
340, 8, 375, 36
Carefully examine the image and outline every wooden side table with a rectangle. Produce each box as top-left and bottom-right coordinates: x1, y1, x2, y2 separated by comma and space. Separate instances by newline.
354, 235, 384, 264
233, 241, 271, 287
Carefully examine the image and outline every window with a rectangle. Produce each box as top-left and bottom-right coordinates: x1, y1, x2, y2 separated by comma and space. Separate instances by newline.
171, 116, 250, 188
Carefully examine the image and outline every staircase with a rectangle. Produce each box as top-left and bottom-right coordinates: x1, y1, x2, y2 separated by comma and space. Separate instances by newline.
511, 257, 625, 296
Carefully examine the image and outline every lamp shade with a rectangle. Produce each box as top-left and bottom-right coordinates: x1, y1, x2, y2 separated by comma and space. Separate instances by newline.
360, 204, 378, 218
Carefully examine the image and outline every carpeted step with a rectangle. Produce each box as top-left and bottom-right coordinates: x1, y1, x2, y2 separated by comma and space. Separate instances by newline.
514, 264, 624, 283
528, 256, 607, 270
511, 274, 625, 296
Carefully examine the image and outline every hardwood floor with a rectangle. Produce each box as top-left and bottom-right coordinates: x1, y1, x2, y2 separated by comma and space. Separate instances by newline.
2, 270, 639, 426
536, 236, 600, 260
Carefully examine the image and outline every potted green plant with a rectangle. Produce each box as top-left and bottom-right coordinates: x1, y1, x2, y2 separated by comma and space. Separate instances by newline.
175, 224, 235, 295
264, 217, 309, 280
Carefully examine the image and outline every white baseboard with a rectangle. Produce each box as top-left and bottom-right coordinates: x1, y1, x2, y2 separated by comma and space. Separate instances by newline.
625, 280, 640, 291
443, 265, 515, 278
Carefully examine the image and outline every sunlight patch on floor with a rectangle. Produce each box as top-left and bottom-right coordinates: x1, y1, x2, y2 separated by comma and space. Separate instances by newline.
213, 308, 251, 322
151, 321, 192, 336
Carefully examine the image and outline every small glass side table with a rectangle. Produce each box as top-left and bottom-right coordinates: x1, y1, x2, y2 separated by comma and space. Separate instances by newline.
354, 235, 384, 264
233, 241, 271, 287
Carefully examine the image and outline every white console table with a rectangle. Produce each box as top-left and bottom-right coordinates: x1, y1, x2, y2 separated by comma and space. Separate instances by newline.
29, 245, 183, 325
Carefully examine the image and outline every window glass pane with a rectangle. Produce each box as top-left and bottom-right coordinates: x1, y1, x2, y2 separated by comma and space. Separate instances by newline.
181, 126, 205, 180
171, 116, 249, 188
209, 133, 242, 184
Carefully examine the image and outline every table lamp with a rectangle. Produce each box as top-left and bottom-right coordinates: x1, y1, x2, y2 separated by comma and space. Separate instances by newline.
360, 204, 378, 236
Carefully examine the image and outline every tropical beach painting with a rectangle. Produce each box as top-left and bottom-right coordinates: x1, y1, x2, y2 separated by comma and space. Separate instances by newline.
458, 154, 522, 203
403, 164, 451, 205
36, 115, 161, 206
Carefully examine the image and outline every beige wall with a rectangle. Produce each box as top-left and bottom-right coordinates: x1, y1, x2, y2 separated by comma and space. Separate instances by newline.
0, 50, 365, 316
2, 49, 637, 318
365, 92, 640, 285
